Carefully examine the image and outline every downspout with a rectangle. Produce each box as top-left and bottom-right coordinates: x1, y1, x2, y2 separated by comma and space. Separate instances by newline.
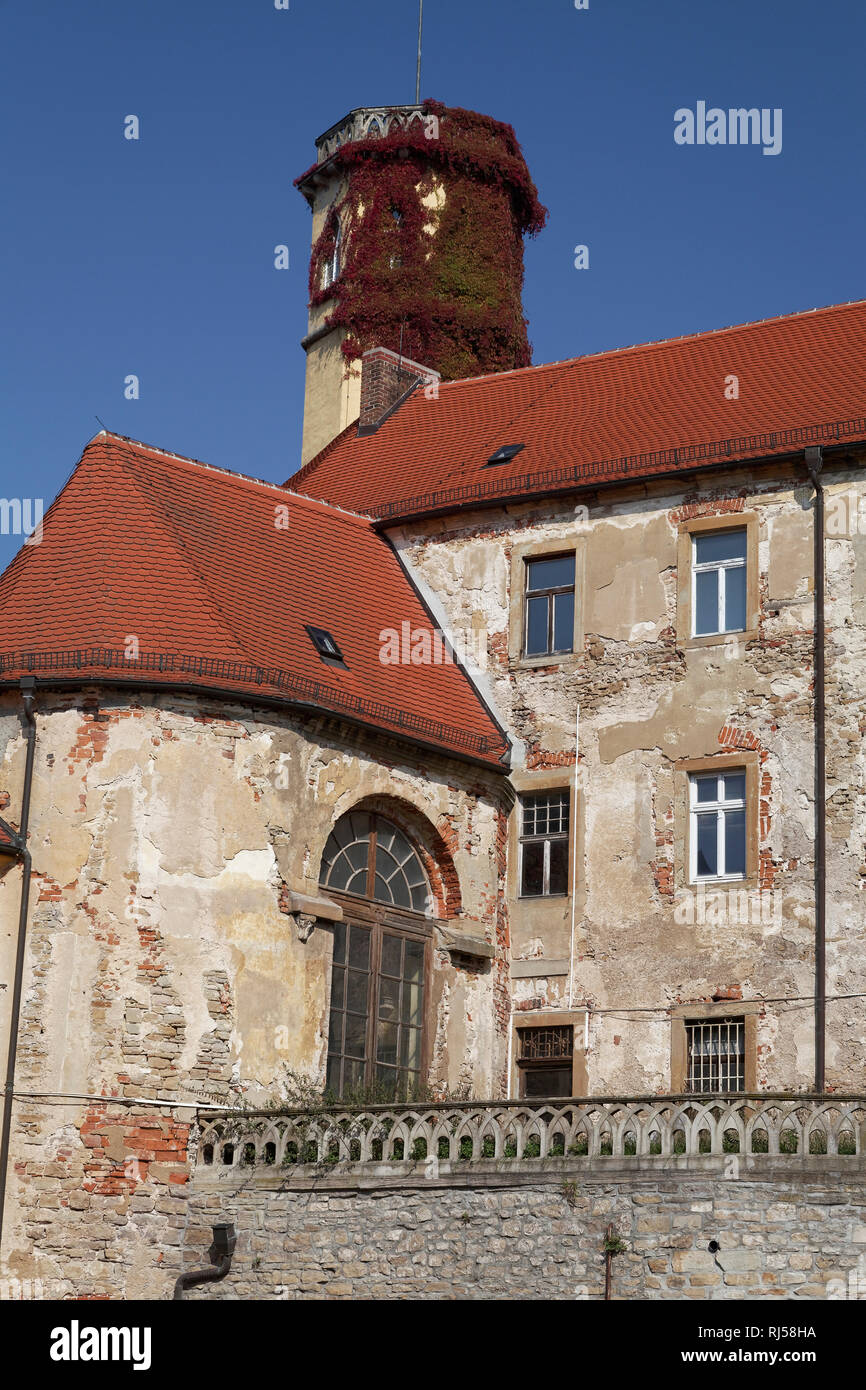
0, 677, 37, 1261
567, 705, 580, 1010
805, 447, 826, 1093
173, 1222, 236, 1300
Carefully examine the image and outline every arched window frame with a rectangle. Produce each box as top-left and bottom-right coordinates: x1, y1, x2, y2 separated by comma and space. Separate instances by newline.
320, 812, 434, 1101
320, 810, 430, 913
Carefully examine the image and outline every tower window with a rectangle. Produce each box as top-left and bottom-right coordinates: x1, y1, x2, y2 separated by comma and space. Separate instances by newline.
322, 220, 342, 290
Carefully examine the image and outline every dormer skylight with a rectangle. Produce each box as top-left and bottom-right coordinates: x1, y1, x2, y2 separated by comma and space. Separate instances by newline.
486, 443, 525, 466
305, 625, 344, 661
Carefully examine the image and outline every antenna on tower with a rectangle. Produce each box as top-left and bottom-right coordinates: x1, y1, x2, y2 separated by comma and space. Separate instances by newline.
415, 0, 424, 105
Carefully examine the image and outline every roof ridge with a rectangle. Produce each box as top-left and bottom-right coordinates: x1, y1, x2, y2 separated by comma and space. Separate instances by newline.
92, 431, 372, 525
417, 297, 866, 392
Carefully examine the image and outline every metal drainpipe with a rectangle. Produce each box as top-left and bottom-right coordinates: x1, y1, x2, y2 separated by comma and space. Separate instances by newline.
805, 447, 826, 1094
0, 677, 37, 1261
173, 1223, 236, 1300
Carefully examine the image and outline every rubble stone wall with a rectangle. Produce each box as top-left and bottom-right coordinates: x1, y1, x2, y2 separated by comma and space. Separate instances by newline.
184, 1165, 866, 1301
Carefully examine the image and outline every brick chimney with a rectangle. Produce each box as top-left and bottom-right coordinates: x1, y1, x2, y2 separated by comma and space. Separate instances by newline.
358, 347, 440, 433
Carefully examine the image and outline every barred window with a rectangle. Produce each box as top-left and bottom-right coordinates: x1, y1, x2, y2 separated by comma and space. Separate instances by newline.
519, 790, 570, 897
685, 1017, 745, 1093
518, 1026, 573, 1061
517, 1025, 574, 1098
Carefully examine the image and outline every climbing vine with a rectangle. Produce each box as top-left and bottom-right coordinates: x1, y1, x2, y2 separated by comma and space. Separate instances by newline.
298, 100, 547, 380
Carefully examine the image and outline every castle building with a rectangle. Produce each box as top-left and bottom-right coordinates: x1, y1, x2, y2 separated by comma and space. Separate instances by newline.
0, 101, 864, 1300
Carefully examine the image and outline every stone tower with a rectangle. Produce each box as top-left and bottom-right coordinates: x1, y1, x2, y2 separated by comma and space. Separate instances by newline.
295, 100, 546, 465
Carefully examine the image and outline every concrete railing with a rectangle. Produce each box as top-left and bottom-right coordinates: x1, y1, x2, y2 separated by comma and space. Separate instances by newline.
194, 1095, 866, 1174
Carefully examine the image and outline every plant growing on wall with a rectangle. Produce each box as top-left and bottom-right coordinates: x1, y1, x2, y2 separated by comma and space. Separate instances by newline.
300, 100, 547, 381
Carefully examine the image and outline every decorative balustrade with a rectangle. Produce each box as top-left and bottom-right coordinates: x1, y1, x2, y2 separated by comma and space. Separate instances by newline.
316, 106, 427, 163
194, 1095, 866, 1175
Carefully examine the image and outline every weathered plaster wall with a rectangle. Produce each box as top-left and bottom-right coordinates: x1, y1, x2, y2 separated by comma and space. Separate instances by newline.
393, 456, 866, 1094
0, 690, 507, 1291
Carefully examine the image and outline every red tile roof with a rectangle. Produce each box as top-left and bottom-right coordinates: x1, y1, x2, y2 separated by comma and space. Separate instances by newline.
288, 300, 866, 518
0, 435, 508, 767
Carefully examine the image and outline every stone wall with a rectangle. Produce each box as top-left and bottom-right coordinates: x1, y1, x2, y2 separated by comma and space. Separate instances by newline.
183, 1165, 866, 1301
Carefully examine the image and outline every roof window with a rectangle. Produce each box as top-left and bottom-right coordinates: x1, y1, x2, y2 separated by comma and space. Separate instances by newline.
305, 625, 344, 661
486, 443, 525, 466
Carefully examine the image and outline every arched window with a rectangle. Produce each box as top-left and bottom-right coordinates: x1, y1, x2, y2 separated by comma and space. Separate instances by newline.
320, 810, 429, 912
320, 812, 431, 1100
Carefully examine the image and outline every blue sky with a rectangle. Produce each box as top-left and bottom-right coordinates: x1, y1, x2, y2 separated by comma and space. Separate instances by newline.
1, 0, 864, 575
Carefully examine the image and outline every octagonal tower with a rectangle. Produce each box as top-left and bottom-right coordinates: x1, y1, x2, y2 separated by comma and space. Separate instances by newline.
296, 101, 546, 465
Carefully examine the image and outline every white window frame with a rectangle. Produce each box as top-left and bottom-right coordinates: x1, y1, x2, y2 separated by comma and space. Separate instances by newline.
691, 528, 747, 637
323, 220, 341, 290
518, 791, 570, 898
689, 771, 747, 883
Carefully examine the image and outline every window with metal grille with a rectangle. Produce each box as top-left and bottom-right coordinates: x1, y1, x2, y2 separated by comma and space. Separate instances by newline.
685, 1017, 745, 1093
519, 790, 570, 897
518, 1026, 573, 1060
516, 1025, 574, 1098
524, 553, 575, 657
